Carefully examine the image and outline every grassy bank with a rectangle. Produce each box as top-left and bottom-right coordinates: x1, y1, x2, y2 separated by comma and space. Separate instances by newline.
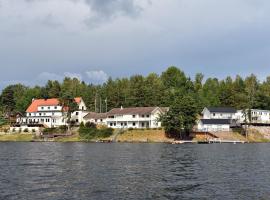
0, 133, 34, 142
112, 129, 173, 143
1, 129, 270, 143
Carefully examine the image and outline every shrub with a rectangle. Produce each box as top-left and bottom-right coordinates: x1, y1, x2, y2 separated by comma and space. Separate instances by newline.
32, 129, 36, 133
43, 128, 57, 134
19, 128, 22, 133
128, 127, 134, 131
4, 128, 8, 133
85, 122, 97, 129
158, 127, 162, 130
23, 128, 29, 133
12, 128, 16, 132
59, 125, 68, 132
98, 128, 114, 138
79, 125, 113, 140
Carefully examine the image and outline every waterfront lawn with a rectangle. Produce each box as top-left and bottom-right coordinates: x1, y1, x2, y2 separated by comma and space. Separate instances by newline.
115, 129, 173, 143
0, 133, 33, 142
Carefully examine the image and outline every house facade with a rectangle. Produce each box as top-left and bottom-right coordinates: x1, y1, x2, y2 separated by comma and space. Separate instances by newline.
83, 112, 107, 125
105, 107, 167, 129
15, 97, 87, 129
236, 109, 270, 124
198, 107, 238, 132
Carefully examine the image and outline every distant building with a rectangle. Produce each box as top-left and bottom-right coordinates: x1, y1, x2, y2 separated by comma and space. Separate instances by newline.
105, 106, 168, 129
15, 97, 87, 129
83, 112, 107, 125
197, 107, 238, 132
236, 109, 270, 124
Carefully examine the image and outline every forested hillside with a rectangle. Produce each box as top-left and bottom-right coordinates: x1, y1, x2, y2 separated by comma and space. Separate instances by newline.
0, 66, 269, 116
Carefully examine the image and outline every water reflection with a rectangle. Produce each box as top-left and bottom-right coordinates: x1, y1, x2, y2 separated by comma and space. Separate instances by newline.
0, 143, 270, 199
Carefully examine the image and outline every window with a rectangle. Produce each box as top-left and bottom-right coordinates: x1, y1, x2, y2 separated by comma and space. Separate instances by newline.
54, 106, 57, 109
133, 123, 136, 126
39, 113, 42, 116
48, 107, 50, 110
124, 122, 127, 126
76, 112, 79, 116
76, 119, 79, 122
121, 123, 123, 126
110, 123, 113, 126
146, 115, 150, 118
82, 106, 85, 110
142, 122, 145, 127
101, 119, 103, 122
213, 113, 216, 116
133, 115, 136, 118
95, 119, 97, 122
52, 112, 54, 115
41, 107, 44, 110
114, 123, 116, 126
142, 115, 145, 118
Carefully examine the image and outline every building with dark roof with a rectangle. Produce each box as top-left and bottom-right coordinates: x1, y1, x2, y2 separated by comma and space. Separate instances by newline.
198, 107, 238, 132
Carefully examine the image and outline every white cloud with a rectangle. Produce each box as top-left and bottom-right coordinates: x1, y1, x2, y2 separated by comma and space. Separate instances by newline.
63, 72, 82, 80
37, 72, 63, 82
86, 70, 108, 84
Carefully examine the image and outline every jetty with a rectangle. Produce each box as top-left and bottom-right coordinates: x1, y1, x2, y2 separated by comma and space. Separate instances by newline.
208, 138, 246, 144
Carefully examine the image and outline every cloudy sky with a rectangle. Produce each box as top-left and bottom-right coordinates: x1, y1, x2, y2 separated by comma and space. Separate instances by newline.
1, 0, 270, 89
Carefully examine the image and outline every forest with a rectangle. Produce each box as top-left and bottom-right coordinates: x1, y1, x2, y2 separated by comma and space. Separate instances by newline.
0, 66, 270, 117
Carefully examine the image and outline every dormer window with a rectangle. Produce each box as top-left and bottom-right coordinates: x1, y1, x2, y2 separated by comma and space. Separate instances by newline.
48, 107, 50, 110
54, 106, 57, 109
41, 107, 44, 110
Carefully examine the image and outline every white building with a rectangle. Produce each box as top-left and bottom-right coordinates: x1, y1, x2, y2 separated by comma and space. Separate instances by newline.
202, 107, 237, 119
83, 112, 107, 125
197, 107, 238, 132
105, 107, 168, 129
236, 109, 270, 124
15, 97, 87, 129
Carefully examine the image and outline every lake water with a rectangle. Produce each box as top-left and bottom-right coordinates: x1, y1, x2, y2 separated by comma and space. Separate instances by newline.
0, 143, 270, 200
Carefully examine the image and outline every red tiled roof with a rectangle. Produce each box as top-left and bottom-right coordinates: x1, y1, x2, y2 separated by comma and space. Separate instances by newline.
26, 97, 82, 113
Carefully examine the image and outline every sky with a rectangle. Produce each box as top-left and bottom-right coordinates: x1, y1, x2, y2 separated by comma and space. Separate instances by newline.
1, 0, 270, 90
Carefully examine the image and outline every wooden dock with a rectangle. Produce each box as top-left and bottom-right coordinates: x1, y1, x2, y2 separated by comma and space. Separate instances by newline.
208, 139, 246, 144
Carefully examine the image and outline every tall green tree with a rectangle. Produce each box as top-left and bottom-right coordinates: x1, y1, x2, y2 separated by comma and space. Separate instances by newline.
160, 95, 198, 139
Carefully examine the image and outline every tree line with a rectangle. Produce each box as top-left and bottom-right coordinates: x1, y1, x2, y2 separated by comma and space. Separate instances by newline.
1, 66, 270, 117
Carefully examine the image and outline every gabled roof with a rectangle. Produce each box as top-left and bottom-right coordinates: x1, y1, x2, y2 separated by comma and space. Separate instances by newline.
206, 107, 237, 113
200, 119, 232, 125
107, 107, 160, 115
84, 112, 107, 119
26, 97, 83, 113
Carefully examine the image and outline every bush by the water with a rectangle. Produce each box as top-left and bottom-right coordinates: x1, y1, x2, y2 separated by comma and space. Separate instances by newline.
79, 123, 113, 140
43, 125, 68, 134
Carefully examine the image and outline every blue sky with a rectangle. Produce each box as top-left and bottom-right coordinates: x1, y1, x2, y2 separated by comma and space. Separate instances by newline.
1, 0, 270, 90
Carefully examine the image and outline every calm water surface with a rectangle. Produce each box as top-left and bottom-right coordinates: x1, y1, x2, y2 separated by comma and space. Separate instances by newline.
0, 143, 270, 200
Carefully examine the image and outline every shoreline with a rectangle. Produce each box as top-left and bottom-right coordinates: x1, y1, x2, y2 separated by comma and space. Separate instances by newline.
0, 132, 269, 143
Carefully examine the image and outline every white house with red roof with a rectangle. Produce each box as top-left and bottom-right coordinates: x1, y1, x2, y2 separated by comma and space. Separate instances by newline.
16, 97, 87, 129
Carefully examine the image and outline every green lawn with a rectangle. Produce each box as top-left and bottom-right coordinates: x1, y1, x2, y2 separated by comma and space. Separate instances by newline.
0, 133, 34, 142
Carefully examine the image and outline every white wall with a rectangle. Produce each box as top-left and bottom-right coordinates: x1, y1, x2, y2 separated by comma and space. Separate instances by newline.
202, 108, 236, 119
197, 121, 230, 132
106, 109, 162, 129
